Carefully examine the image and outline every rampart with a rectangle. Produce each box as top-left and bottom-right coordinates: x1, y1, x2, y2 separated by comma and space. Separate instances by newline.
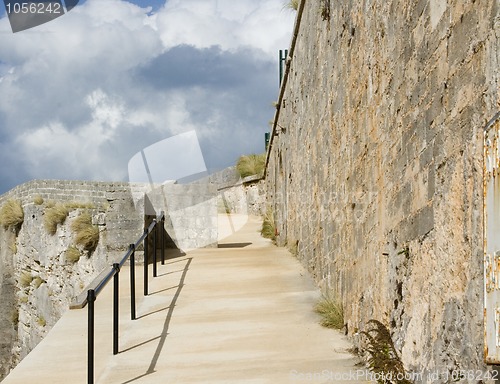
266, 0, 499, 378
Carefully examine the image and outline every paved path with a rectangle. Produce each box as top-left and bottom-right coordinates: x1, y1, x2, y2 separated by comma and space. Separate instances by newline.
3, 215, 370, 384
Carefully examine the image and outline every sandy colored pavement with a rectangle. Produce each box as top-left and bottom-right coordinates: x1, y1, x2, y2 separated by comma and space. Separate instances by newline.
2, 215, 371, 384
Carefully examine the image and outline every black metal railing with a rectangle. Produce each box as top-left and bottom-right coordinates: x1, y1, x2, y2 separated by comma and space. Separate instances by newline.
71, 211, 166, 384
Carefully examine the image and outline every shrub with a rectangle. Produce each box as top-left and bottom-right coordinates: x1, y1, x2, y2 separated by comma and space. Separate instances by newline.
72, 213, 99, 252
33, 195, 44, 205
0, 199, 24, 230
236, 153, 266, 178
314, 295, 344, 330
44, 203, 69, 235
65, 245, 81, 263
261, 208, 276, 241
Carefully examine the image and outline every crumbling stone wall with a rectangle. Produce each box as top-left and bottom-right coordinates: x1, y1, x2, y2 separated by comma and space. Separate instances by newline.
266, 0, 498, 379
0, 180, 146, 380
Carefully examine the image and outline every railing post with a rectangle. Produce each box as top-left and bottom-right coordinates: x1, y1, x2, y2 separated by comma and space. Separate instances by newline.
87, 289, 96, 384
153, 219, 157, 277
129, 243, 136, 320
144, 228, 148, 296
161, 213, 165, 265
113, 263, 120, 355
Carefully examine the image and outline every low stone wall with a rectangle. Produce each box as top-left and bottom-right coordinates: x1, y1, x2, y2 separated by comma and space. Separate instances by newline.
146, 183, 218, 250
0, 179, 146, 380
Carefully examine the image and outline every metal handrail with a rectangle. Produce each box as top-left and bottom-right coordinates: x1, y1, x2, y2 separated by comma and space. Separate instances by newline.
71, 211, 166, 384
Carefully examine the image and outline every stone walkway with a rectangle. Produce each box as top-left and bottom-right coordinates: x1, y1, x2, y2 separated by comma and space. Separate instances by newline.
2, 215, 371, 384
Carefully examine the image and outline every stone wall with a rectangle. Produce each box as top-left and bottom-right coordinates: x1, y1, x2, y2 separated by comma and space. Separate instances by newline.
0, 175, 239, 379
0, 179, 147, 380
266, 0, 498, 380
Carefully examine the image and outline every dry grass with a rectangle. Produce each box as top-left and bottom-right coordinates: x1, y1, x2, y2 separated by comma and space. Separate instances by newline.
19, 271, 33, 287
0, 199, 24, 230
285, 0, 299, 10
236, 153, 266, 178
44, 203, 70, 235
72, 213, 99, 252
33, 276, 44, 289
314, 295, 344, 330
65, 246, 81, 263
33, 195, 44, 205
261, 208, 276, 241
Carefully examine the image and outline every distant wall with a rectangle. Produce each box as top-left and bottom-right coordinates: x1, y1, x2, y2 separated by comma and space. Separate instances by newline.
266, 0, 498, 378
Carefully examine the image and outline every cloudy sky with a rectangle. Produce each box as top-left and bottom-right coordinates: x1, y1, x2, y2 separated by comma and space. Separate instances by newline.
0, 0, 295, 194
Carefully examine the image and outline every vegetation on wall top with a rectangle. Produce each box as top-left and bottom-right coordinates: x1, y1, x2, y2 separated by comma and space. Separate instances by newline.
236, 153, 266, 178
0, 199, 24, 231
285, 0, 299, 11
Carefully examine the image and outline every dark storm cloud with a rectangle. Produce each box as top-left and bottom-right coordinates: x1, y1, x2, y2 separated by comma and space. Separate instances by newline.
137, 44, 273, 90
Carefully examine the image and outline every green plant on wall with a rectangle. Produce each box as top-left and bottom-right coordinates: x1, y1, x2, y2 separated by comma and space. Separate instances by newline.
71, 212, 99, 252
236, 153, 266, 178
361, 320, 411, 384
0, 199, 24, 231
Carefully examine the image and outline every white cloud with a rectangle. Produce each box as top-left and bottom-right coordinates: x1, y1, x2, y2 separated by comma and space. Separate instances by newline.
0, 0, 295, 193
155, 0, 294, 56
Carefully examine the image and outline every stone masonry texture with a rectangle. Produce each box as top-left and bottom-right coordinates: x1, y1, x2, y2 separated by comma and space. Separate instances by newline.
0, 180, 147, 380
266, 0, 498, 380
0, 177, 225, 380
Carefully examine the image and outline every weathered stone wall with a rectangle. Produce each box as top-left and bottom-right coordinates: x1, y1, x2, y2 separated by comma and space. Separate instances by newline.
266, 0, 498, 380
0, 180, 147, 380
145, 183, 218, 250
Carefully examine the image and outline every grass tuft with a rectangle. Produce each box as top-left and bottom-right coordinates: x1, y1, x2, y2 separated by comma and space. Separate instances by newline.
33, 195, 44, 205
0, 199, 24, 230
44, 203, 69, 235
72, 213, 99, 252
37, 316, 46, 327
285, 0, 299, 10
261, 208, 276, 241
236, 153, 266, 178
33, 276, 44, 289
314, 295, 344, 330
19, 271, 33, 288
65, 245, 81, 263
